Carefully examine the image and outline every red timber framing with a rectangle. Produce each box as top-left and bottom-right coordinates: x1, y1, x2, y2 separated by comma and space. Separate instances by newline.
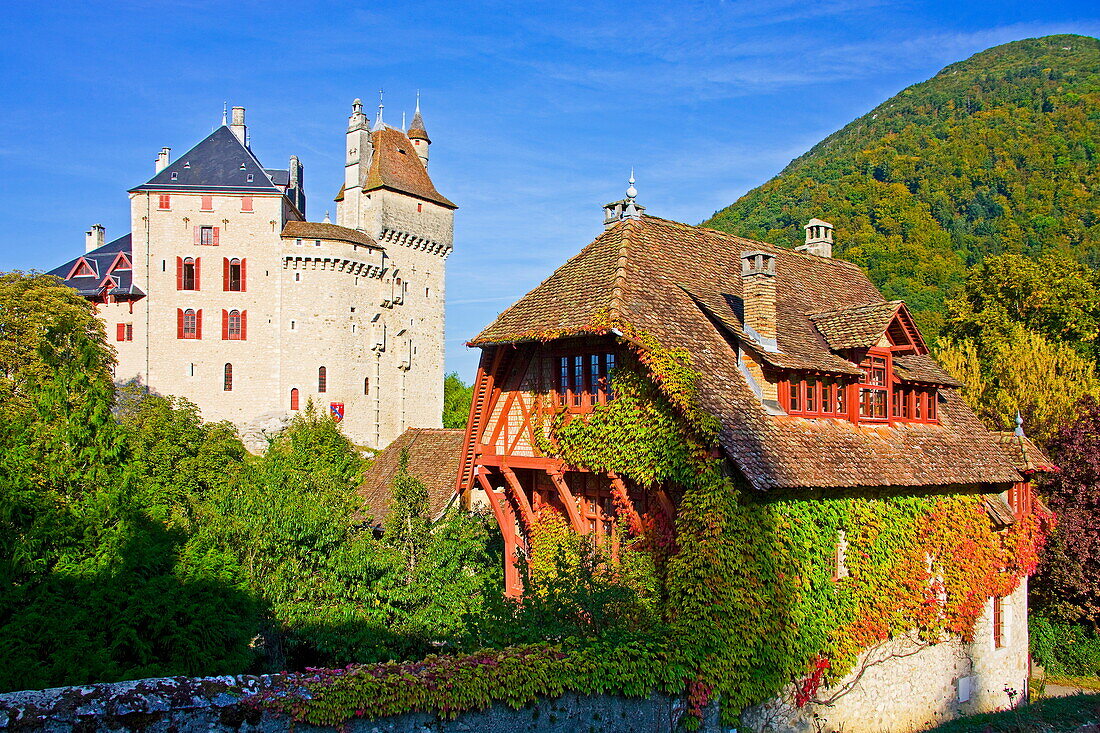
456, 339, 678, 595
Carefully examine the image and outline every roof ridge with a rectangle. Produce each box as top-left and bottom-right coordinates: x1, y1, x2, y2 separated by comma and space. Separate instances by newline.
807, 300, 896, 318
608, 219, 634, 319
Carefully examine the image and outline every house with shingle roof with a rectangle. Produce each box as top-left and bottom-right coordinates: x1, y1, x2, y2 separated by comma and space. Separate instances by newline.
454, 188, 1052, 729
47, 100, 454, 450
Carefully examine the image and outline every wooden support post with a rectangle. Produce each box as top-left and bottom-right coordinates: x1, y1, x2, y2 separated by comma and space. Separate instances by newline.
477, 467, 522, 597
655, 488, 676, 523
608, 472, 643, 536
500, 465, 536, 531
548, 469, 588, 534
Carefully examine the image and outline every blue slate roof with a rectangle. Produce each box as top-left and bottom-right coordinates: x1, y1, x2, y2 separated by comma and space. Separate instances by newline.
48, 234, 144, 299
130, 126, 281, 194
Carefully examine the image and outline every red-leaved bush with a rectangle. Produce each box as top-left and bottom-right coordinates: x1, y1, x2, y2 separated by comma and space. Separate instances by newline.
1033, 396, 1100, 629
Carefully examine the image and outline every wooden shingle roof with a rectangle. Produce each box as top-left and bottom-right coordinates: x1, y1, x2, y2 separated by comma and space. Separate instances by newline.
281, 221, 381, 249
472, 215, 1028, 492
363, 127, 455, 209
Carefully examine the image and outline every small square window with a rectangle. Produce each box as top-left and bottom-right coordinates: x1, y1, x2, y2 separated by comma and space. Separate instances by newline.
246, 173, 254, 182
170, 172, 178, 180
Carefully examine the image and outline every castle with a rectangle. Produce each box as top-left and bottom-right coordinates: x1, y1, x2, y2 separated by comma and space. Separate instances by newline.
49, 99, 455, 449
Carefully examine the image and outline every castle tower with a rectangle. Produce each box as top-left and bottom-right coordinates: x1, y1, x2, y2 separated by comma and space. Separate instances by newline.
337, 99, 372, 230
407, 94, 430, 169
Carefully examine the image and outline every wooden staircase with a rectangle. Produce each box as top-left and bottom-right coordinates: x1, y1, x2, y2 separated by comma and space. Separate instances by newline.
456, 347, 507, 493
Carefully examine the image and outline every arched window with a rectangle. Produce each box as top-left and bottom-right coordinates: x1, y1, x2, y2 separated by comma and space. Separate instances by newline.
227, 258, 244, 291
227, 309, 242, 339
223, 363, 233, 391
318, 366, 327, 393
182, 257, 197, 290
363, 377, 370, 395
182, 308, 197, 337
290, 388, 300, 411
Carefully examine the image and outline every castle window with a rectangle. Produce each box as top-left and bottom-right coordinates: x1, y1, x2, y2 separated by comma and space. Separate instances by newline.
178, 257, 199, 291
364, 377, 370, 395
200, 226, 215, 246
417, 203, 423, 212
290, 388, 300, 411
201, 195, 213, 211
295, 238, 303, 246
241, 196, 253, 212
223, 309, 246, 340
318, 366, 327, 393
223, 363, 233, 391
158, 194, 170, 210
225, 258, 245, 291
177, 308, 202, 339
116, 323, 133, 342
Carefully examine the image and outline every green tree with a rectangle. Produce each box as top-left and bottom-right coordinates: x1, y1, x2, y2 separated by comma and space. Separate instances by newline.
442, 372, 473, 429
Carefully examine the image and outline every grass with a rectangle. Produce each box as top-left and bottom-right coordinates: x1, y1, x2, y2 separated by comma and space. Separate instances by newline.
923, 693, 1100, 732
1047, 676, 1100, 691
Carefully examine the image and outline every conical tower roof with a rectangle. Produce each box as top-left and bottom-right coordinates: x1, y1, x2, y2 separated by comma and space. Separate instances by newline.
407, 94, 430, 142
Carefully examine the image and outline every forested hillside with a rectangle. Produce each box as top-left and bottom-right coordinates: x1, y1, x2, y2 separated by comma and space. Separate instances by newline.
704, 34, 1100, 337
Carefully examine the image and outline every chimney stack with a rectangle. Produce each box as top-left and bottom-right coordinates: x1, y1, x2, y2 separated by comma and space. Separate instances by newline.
85, 224, 105, 253
741, 251, 778, 351
797, 218, 834, 258
155, 147, 171, 173
230, 106, 247, 145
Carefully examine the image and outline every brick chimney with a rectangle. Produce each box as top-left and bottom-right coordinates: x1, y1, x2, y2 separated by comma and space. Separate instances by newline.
741, 251, 778, 351
85, 224, 105, 253
796, 218, 833, 258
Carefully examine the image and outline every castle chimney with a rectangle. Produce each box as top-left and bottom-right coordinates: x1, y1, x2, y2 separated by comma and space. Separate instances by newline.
230, 106, 247, 145
155, 147, 171, 173
85, 224, 105, 253
602, 171, 646, 229
741, 251, 778, 350
796, 218, 834, 258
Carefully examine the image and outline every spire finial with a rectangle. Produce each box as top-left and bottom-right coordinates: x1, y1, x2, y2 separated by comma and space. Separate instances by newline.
323, 210, 332, 224
377, 88, 384, 122
626, 168, 637, 200
415, 89, 421, 114
402, 110, 406, 130
222, 102, 228, 126
1014, 410, 1025, 437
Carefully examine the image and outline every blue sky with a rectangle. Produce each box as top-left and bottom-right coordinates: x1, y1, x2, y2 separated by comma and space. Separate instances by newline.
1, 1, 1096, 380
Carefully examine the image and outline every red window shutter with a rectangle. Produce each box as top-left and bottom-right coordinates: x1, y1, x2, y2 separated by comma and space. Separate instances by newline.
240, 258, 247, 292
193, 226, 200, 246
240, 310, 247, 340
194, 258, 201, 290
212, 227, 220, 246
174, 257, 181, 290
116, 323, 126, 341
223, 258, 230, 291
196, 309, 203, 339
222, 309, 229, 340
176, 309, 184, 339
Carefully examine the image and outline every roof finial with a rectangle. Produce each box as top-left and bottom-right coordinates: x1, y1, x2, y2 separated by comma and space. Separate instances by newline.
222, 102, 228, 126
415, 89, 421, 115
402, 110, 406, 131
323, 210, 332, 224
373, 89, 385, 131
626, 168, 637, 201
1014, 410, 1025, 437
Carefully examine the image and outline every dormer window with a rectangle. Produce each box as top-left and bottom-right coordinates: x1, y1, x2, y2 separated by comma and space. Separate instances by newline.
170, 172, 178, 180
857, 350, 890, 421
557, 351, 616, 412
246, 174, 254, 182
782, 374, 847, 417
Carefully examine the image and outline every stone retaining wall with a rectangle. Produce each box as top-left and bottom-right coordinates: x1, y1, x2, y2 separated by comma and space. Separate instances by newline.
0, 675, 718, 733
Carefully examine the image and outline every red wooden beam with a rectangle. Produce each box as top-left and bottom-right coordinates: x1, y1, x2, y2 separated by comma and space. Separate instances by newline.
607, 472, 643, 536
477, 467, 523, 597
548, 469, 588, 535
500, 465, 536, 531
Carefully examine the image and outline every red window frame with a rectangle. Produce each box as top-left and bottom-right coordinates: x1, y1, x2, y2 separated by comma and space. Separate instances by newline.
1007, 482, 1032, 519
992, 596, 1005, 648
556, 351, 616, 412
158, 194, 170, 210
177, 308, 202, 339
857, 350, 890, 422
115, 323, 133, 342
177, 257, 200, 291
223, 363, 233, 391
223, 257, 246, 292
318, 366, 327, 393
222, 309, 246, 340
781, 374, 847, 417
290, 388, 300, 411
890, 385, 939, 424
